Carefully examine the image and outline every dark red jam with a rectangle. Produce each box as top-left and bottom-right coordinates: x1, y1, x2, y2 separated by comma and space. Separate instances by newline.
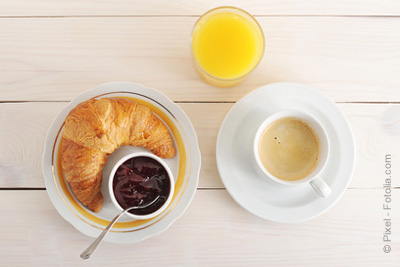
113, 156, 171, 215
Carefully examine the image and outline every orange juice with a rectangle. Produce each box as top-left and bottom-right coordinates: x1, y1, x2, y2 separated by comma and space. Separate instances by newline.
191, 7, 264, 87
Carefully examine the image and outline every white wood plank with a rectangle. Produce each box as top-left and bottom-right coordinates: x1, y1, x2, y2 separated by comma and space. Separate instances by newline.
0, 102, 68, 187
0, 17, 400, 102
340, 104, 400, 189
185, 103, 400, 189
1, 0, 400, 16
0, 102, 399, 189
0, 189, 398, 266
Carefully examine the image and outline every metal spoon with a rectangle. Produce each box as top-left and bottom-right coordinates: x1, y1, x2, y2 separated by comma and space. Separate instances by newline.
80, 195, 160, 260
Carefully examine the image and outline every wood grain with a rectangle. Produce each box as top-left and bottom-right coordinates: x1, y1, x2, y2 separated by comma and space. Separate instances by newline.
0, 102, 67, 187
1, 102, 399, 189
339, 104, 400, 189
1, 17, 400, 102
1, 1, 399, 266
1, 0, 400, 16
0, 189, 398, 266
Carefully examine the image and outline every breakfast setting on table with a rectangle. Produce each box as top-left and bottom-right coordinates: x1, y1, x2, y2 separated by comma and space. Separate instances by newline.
1, 2, 399, 266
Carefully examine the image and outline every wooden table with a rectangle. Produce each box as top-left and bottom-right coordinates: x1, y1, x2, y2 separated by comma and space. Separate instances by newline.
1, 1, 399, 266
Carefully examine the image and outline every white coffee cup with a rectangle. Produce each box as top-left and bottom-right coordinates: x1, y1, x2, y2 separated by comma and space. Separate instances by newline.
253, 110, 331, 198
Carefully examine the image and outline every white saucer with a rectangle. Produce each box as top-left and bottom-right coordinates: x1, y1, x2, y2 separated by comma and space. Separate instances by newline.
43, 82, 201, 243
216, 83, 356, 223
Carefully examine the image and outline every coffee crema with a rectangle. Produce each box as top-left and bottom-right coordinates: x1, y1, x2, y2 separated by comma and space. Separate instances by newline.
258, 117, 320, 181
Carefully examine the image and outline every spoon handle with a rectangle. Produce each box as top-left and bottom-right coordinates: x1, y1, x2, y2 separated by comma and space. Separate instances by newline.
80, 209, 127, 260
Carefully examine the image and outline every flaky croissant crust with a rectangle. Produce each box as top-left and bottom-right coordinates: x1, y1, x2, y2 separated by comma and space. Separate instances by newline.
61, 97, 176, 212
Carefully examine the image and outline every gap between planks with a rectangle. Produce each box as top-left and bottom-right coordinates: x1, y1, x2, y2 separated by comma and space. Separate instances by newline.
1, 15, 400, 19
1, 101, 400, 104
0, 187, 398, 190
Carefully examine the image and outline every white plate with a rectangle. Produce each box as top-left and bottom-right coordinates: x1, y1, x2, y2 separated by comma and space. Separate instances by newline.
216, 83, 356, 223
42, 81, 201, 243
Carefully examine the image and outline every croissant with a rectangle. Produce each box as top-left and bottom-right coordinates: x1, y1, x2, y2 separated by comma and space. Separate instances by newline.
61, 97, 176, 212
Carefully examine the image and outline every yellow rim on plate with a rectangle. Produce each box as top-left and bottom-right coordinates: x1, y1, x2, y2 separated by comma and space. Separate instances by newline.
51, 92, 190, 232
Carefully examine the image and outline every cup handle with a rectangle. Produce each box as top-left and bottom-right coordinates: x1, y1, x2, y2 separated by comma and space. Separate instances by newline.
309, 177, 331, 198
